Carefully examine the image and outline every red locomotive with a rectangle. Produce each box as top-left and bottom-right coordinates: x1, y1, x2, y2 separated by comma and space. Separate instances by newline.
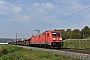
12, 30, 63, 48
30, 30, 63, 48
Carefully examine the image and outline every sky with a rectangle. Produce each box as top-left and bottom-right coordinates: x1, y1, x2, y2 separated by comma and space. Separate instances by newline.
0, 0, 90, 38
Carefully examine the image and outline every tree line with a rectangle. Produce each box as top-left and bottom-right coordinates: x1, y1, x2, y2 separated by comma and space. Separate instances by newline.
58, 26, 90, 40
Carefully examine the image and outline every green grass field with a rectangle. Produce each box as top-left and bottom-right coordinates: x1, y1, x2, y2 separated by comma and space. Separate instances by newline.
63, 40, 90, 50
0, 45, 5, 48
0, 45, 82, 60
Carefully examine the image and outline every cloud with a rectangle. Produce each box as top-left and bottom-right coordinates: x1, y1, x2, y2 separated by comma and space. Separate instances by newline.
28, 2, 55, 14
0, 0, 23, 15
33, 3, 40, 7
0, 0, 90, 29
0, 0, 6, 5
7, 15, 31, 22
24, 0, 90, 27
36, 8, 47, 14
44, 3, 54, 10
1, 0, 90, 38
12, 7, 22, 13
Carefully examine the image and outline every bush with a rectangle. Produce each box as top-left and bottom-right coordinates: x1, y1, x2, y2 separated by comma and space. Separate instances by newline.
0, 48, 8, 57
55, 54, 59, 57
1, 52, 30, 60
0, 45, 23, 57
5, 45, 23, 53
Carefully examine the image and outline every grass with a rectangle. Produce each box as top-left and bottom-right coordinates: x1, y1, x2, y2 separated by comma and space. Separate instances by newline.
63, 40, 90, 50
0, 44, 82, 60
0, 45, 5, 48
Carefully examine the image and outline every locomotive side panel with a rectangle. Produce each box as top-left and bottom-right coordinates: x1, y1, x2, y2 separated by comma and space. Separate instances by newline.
30, 36, 39, 44
39, 34, 45, 44
45, 32, 52, 45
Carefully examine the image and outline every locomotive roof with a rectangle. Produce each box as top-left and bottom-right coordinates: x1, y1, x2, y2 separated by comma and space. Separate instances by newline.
45, 30, 60, 32
33, 30, 61, 36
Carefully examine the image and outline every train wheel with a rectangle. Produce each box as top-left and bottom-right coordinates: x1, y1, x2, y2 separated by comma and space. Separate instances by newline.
45, 44, 49, 48
41, 44, 44, 48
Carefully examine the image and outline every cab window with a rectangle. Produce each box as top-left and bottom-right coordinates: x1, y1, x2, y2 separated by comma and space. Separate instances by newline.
52, 32, 60, 36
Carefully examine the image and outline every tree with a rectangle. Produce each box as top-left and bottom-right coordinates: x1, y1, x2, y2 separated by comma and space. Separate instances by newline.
81, 26, 90, 38
59, 29, 67, 40
66, 29, 72, 39
58, 26, 90, 39
71, 29, 82, 39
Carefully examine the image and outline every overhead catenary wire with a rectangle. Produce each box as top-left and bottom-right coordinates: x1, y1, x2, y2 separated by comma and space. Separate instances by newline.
72, 2, 89, 12
40, 4, 90, 30
57, 18, 90, 28
30, 2, 90, 35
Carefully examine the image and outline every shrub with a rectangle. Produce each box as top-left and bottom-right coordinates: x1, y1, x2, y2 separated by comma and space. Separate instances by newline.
0, 48, 8, 57
30, 49, 33, 51
55, 54, 59, 57
1, 52, 30, 60
5, 45, 23, 53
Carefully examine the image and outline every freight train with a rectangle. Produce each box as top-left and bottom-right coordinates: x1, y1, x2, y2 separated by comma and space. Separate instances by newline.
12, 30, 63, 48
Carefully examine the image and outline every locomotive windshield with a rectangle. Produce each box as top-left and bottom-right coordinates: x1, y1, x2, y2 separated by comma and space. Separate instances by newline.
52, 32, 61, 36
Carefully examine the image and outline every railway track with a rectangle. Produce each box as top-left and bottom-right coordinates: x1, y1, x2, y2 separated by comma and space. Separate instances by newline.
17, 45, 90, 60
60, 48, 90, 54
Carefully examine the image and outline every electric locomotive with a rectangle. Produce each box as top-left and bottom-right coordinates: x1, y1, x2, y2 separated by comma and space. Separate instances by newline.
30, 30, 63, 48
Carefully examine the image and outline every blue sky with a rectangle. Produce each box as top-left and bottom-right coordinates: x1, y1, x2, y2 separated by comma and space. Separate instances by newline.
0, 0, 90, 38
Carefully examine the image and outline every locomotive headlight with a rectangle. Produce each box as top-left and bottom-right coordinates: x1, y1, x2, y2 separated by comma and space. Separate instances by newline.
53, 38, 56, 40
59, 38, 62, 40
